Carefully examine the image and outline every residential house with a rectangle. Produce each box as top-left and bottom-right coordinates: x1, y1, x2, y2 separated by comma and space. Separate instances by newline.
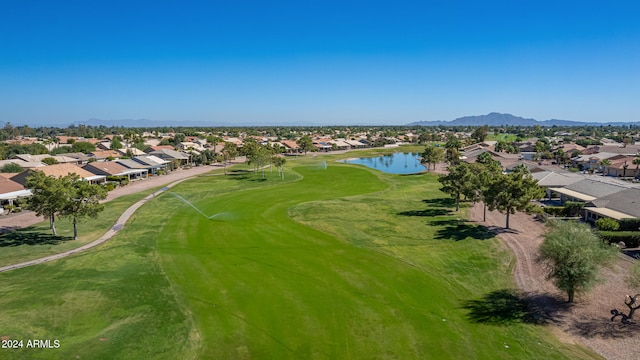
329, 139, 352, 150
88, 150, 122, 161
116, 148, 146, 157
549, 178, 630, 205
0, 177, 31, 213
11, 163, 107, 186
147, 149, 191, 167
84, 161, 148, 181
0, 158, 45, 170
144, 145, 175, 153
13, 154, 81, 165
582, 188, 640, 222
279, 140, 301, 154
570, 152, 619, 172
128, 156, 170, 175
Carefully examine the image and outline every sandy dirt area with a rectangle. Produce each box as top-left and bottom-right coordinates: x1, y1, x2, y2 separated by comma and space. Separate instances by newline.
470, 203, 639, 360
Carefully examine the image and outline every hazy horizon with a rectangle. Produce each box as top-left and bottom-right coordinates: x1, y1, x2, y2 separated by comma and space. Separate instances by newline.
1, 1, 639, 126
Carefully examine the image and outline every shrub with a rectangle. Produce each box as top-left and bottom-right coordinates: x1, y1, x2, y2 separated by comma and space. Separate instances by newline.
619, 218, 640, 232
599, 231, 640, 248
595, 218, 620, 231
543, 206, 566, 216
564, 201, 584, 217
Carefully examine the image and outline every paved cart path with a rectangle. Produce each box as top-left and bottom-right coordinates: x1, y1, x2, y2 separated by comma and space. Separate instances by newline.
0, 161, 249, 273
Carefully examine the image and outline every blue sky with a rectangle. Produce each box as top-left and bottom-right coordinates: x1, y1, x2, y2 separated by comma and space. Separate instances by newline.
1, 0, 639, 126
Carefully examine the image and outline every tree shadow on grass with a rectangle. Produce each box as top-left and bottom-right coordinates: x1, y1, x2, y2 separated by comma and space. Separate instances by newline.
435, 221, 495, 241
422, 197, 456, 208
0, 226, 73, 247
462, 289, 571, 325
398, 208, 451, 217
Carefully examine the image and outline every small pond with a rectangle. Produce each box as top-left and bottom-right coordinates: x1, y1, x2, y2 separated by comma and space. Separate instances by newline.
341, 152, 426, 174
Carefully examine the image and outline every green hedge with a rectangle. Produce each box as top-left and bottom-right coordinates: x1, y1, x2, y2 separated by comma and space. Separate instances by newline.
543, 206, 566, 216
564, 201, 584, 217
599, 231, 640, 248
619, 219, 640, 231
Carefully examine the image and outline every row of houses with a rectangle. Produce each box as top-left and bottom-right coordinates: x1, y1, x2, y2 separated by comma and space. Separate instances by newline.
460, 142, 640, 223
0, 155, 181, 213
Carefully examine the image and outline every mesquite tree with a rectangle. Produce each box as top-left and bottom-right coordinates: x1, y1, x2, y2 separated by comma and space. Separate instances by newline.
538, 221, 616, 303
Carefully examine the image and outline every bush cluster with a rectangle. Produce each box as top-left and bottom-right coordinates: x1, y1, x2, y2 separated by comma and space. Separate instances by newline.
599, 231, 640, 248
595, 218, 620, 231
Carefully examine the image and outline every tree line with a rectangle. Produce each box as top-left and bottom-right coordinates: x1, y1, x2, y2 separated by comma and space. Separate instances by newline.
422, 142, 627, 305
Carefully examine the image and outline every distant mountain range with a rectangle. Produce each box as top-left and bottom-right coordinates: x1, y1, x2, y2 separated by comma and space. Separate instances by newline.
12, 112, 640, 128
408, 112, 640, 127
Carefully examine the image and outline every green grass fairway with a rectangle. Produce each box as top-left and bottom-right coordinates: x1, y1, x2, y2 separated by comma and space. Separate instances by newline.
0, 156, 600, 359
486, 133, 519, 142
0, 191, 150, 267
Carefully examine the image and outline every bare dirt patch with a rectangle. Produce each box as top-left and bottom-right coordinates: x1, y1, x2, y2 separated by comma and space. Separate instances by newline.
470, 203, 639, 360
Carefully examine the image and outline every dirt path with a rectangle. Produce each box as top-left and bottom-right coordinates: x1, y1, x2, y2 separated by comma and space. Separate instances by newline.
470, 203, 639, 360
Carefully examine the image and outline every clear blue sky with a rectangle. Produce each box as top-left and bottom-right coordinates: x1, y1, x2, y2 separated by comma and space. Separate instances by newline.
1, 0, 639, 126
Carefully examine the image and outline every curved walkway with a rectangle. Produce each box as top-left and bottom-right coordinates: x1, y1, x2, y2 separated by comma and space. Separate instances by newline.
0, 169, 220, 273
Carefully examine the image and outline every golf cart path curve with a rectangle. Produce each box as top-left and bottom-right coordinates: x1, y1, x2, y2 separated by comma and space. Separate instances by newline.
0, 175, 199, 273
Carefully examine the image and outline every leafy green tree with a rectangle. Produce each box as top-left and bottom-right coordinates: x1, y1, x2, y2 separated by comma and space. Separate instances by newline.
71, 141, 96, 153
41, 157, 59, 165
0, 162, 24, 173
485, 168, 544, 229
474, 152, 502, 221
222, 142, 239, 175
273, 156, 287, 180
173, 133, 186, 144
538, 221, 616, 303
59, 174, 107, 240
247, 145, 271, 178
438, 162, 476, 211
25, 171, 71, 235
111, 136, 123, 150
554, 148, 567, 165
599, 158, 611, 174
444, 134, 462, 164
297, 135, 314, 156
421, 144, 445, 171
471, 125, 489, 143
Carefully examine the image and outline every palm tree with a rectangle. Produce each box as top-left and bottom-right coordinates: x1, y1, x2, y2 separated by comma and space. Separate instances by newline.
633, 152, 640, 179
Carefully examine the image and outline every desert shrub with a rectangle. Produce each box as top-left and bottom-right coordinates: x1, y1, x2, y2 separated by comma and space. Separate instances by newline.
595, 218, 620, 231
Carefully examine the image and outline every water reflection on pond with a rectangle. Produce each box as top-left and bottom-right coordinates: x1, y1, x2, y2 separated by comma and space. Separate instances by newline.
341, 152, 426, 174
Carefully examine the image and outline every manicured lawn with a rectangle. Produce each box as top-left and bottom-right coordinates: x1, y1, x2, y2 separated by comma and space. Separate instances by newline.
0, 153, 599, 359
486, 133, 519, 142
0, 191, 150, 267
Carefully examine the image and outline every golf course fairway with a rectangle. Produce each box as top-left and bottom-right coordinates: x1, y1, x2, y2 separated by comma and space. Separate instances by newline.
0, 157, 600, 359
